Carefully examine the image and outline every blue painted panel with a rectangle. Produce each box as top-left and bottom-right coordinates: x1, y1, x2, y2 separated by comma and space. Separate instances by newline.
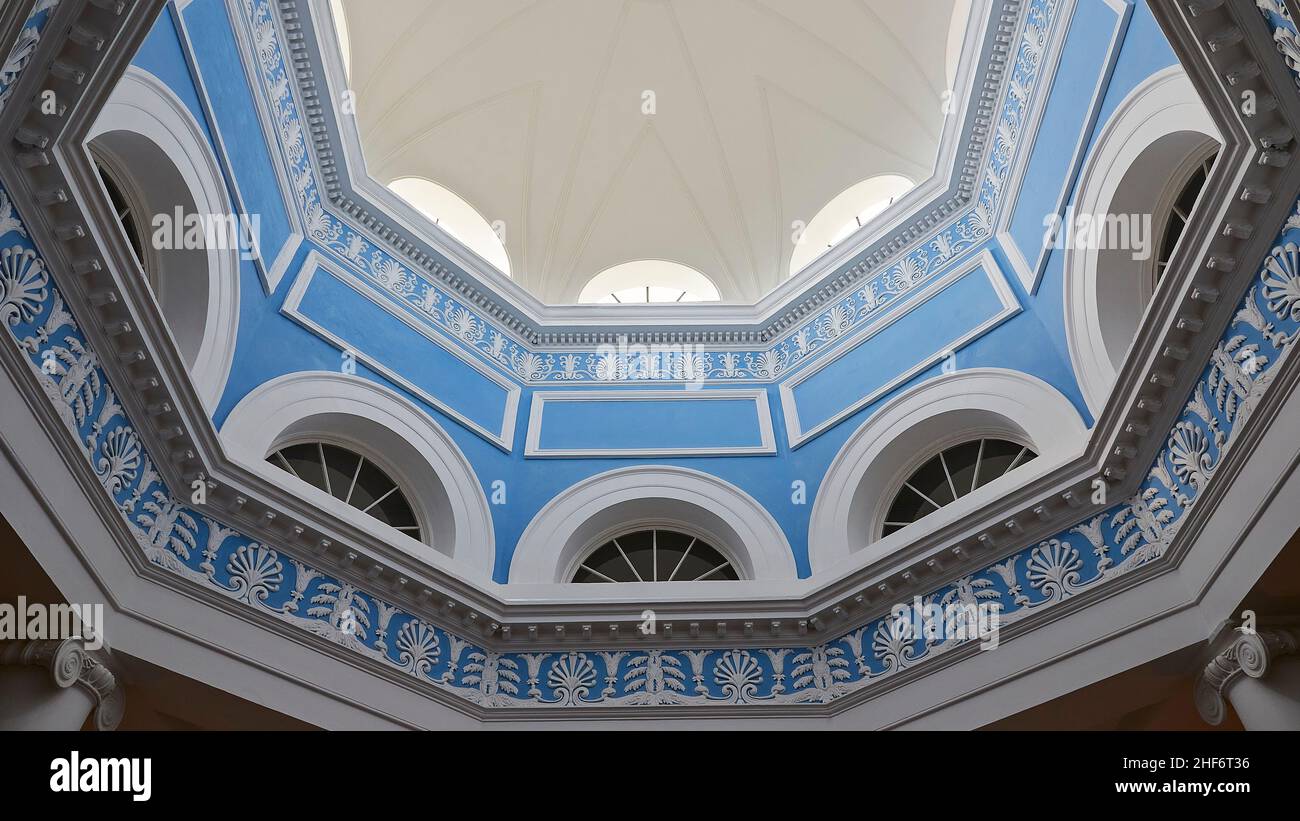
536, 395, 767, 453
293, 267, 514, 443
789, 264, 1013, 436
1034, 3, 1178, 362
1007, 0, 1126, 277
131, 11, 213, 139
181, 0, 292, 280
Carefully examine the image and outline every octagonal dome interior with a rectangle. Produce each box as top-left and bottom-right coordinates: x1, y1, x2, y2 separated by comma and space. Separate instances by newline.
332, 0, 970, 304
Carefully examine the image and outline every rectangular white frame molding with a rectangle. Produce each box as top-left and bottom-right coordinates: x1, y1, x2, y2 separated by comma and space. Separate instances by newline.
282, 251, 521, 451
779, 249, 1022, 448
525, 389, 776, 457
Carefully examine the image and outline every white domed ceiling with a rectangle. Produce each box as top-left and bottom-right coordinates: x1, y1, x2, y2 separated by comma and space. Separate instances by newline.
332, 0, 969, 303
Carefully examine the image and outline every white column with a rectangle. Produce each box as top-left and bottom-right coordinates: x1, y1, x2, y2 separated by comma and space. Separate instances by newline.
1195, 626, 1300, 729
0, 638, 125, 730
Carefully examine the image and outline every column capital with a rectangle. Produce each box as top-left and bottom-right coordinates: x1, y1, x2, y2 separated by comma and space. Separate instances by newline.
1194, 625, 1300, 726
0, 638, 125, 730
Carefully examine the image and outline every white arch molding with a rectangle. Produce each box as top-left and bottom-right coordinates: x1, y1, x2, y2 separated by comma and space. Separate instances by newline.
87, 66, 240, 413
808, 368, 1087, 575
510, 466, 797, 584
1063, 66, 1220, 418
220, 371, 495, 580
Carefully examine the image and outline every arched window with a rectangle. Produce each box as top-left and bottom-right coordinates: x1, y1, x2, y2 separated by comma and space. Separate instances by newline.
1152, 150, 1218, 289
388, 177, 511, 276
222, 372, 495, 574
267, 441, 422, 541
1062, 68, 1220, 418
808, 369, 1084, 572
570, 529, 739, 583
88, 67, 242, 413
790, 174, 915, 277
881, 438, 1037, 538
577, 260, 721, 304
511, 466, 796, 583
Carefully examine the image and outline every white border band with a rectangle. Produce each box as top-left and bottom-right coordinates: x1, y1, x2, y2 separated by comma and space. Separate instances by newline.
779, 249, 1021, 448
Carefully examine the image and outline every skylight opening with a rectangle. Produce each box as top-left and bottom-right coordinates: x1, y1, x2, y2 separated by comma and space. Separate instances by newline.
789, 174, 916, 277
388, 177, 511, 276
577, 260, 721, 305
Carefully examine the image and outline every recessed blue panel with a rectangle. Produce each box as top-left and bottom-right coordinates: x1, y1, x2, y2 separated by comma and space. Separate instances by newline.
530, 392, 772, 456
784, 257, 1018, 443
1007, 0, 1129, 284
291, 265, 516, 446
181, 0, 292, 273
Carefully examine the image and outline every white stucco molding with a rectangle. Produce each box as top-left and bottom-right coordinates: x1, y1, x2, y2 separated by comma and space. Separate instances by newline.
779, 249, 1021, 447
1063, 66, 1220, 418
509, 465, 797, 584
87, 65, 240, 414
220, 371, 495, 580
808, 367, 1087, 575
281, 253, 521, 451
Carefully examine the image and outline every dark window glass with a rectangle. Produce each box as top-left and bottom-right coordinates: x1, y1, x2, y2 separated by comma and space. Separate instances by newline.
267, 442, 422, 541
571, 529, 738, 582
882, 438, 1037, 537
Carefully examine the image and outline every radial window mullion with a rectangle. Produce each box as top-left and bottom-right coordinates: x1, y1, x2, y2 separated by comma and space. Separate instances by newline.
572, 531, 735, 583
268, 442, 421, 543
693, 561, 732, 581
939, 450, 959, 502
667, 538, 697, 582
344, 455, 364, 506
612, 538, 643, 582
970, 439, 986, 493
652, 530, 659, 582
578, 564, 620, 584
360, 483, 400, 514
272, 450, 300, 479
317, 443, 333, 497
902, 481, 943, 511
